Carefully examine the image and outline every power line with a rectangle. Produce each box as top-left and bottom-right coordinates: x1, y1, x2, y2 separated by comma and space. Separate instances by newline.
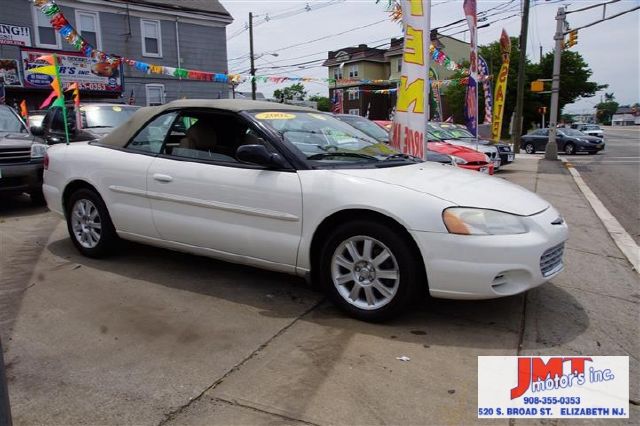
565, 0, 621, 15
565, 4, 640, 34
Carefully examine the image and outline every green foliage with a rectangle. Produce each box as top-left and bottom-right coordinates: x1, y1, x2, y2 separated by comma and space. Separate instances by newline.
309, 95, 331, 112
560, 113, 574, 124
443, 37, 605, 136
273, 83, 307, 102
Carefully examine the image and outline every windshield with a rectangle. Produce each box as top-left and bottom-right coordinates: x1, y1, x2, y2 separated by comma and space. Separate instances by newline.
428, 126, 456, 140
337, 115, 390, 143
560, 129, 586, 137
0, 108, 27, 133
81, 105, 139, 129
584, 125, 600, 130
252, 111, 409, 165
446, 127, 474, 138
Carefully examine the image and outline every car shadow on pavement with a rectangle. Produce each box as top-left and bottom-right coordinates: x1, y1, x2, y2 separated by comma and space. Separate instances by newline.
46, 234, 589, 350
0, 194, 49, 218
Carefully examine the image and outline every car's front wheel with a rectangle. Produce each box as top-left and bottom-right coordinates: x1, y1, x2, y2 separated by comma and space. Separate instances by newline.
318, 220, 422, 321
66, 188, 117, 258
524, 142, 536, 154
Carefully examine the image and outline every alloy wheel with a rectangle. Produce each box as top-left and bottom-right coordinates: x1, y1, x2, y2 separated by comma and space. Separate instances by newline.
331, 236, 400, 310
71, 199, 102, 248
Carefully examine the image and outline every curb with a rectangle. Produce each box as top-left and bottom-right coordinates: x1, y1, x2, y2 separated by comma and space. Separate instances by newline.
560, 157, 640, 274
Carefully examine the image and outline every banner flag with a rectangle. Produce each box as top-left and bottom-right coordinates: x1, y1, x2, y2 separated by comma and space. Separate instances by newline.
391, 0, 431, 160
463, 0, 478, 136
491, 29, 511, 141
478, 56, 492, 124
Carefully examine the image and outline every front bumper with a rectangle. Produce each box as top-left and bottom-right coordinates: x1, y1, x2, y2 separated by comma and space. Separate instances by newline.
577, 142, 605, 153
0, 160, 44, 193
459, 163, 495, 175
410, 206, 568, 299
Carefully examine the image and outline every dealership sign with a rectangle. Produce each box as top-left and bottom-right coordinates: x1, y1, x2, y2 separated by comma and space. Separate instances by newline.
0, 23, 31, 46
0, 59, 22, 86
21, 48, 123, 92
478, 356, 629, 418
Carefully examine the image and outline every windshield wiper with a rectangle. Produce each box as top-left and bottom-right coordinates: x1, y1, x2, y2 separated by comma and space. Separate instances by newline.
382, 153, 422, 162
307, 152, 379, 161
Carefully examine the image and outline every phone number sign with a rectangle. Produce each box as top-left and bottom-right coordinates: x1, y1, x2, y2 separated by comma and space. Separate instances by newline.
21, 48, 122, 93
478, 356, 629, 418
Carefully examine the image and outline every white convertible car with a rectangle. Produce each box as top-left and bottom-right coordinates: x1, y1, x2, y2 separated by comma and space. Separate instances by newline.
43, 100, 568, 321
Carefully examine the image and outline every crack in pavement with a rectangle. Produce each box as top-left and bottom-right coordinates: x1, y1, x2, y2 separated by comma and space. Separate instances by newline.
213, 396, 320, 426
157, 299, 325, 426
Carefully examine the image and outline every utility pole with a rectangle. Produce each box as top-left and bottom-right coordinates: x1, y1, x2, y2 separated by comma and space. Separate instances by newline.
546, 7, 566, 160
249, 12, 256, 100
539, 45, 543, 62
512, 0, 530, 153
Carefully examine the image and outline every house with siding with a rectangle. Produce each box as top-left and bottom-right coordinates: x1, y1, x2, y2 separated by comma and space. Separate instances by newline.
0, 0, 232, 109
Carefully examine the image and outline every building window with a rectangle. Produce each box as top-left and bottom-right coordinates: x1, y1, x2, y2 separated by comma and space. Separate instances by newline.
145, 84, 165, 106
348, 90, 359, 101
348, 109, 360, 116
333, 67, 343, 80
32, 6, 61, 49
397, 59, 402, 73
75, 11, 101, 49
141, 19, 162, 57
349, 65, 359, 78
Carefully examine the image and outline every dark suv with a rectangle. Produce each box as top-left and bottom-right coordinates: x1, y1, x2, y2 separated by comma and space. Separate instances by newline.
0, 105, 48, 203
33, 103, 140, 144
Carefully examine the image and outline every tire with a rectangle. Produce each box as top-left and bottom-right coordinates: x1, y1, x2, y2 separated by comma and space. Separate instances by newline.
29, 189, 46, 206
66, 188, 117, 258
524, 143, 535, 154
318, 220, 423, 322
564, 143, 575, 155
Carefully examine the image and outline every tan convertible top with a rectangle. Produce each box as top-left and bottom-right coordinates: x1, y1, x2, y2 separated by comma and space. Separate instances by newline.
99, 99, 314, 148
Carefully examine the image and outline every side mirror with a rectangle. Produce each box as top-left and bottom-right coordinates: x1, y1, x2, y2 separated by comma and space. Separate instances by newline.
30, 125, 44, 136
236, 145, 289, 169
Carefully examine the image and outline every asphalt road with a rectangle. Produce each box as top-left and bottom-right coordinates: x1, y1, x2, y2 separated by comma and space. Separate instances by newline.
564, 126, 640, 245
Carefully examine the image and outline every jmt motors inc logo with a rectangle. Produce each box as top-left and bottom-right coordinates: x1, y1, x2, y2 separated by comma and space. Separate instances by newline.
478, 356, 629, 418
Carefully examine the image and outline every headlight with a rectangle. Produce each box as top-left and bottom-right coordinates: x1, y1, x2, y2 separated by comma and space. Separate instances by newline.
450, 155, 467, 165
30, 143, 48, 159
442, 207, 528, 235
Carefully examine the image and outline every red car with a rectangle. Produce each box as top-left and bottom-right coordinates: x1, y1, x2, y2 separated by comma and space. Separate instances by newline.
373, 120, 393, 131
428, 139, 494, 175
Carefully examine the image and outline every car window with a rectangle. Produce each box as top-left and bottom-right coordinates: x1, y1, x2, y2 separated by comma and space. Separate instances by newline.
163, 111, 275, 164
0, 107, 27, 132
81, 105, 139, 129
50, 108, 65, 132
127, 111, 178, 154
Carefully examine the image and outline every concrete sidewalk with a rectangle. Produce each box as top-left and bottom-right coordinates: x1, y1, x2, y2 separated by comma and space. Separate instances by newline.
1, 157, 638, 425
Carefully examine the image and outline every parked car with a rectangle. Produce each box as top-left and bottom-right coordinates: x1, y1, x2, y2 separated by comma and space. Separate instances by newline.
373, 120, 392, 131
33, 103, 140, 145
43, 99, 568, 321
0, 105, 48, 203
334, 114, 452, 164
570, 123, 604, 139
427, 134, 494, 174
436, 123, 515, 166
428, 123, 502, 171
521, 128, 605, 155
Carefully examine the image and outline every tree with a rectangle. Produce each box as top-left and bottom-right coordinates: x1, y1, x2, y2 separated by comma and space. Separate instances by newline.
273, 83, 307, 102
443, 37, 605, 137
595, 93, 618, 125
560, 113, 574, 124
309, 95, 331, 112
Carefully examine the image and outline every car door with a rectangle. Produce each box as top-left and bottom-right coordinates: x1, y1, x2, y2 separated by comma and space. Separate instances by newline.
101, 110, 179, 239
146, 110, 303, 271
533, 129, 548, 150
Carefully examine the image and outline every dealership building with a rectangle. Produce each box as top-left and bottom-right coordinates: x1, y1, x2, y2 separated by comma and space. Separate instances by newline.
0, 0, 232, 110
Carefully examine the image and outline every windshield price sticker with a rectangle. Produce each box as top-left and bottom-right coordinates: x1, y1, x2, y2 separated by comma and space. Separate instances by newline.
478, 356, 629, 418
255, 112, 296, 120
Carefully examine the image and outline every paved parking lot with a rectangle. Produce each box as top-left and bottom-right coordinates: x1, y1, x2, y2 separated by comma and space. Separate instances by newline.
1, 157, 638, 425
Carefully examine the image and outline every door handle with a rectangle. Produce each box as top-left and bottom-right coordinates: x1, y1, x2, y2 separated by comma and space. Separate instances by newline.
153, 173, 173, 183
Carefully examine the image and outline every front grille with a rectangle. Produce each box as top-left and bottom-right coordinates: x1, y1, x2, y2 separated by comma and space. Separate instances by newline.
0, 147, 30, 164
498, 146, 512, 152
540, 243, 564, 277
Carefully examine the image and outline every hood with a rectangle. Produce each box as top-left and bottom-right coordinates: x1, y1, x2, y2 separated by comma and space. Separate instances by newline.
446, 139, 497, 153
428, 141, 488, 162
332, 162, 549, 216
0, 132, 36, 148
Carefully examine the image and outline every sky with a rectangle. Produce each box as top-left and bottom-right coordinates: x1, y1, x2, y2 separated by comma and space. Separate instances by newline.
220, 0, 640, 114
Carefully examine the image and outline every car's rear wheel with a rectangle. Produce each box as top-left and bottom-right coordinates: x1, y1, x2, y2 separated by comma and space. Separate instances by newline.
524, 143, 535, 154
564, 143, 575, 155
318, 220, 422, 321
66, 188, 117, 258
